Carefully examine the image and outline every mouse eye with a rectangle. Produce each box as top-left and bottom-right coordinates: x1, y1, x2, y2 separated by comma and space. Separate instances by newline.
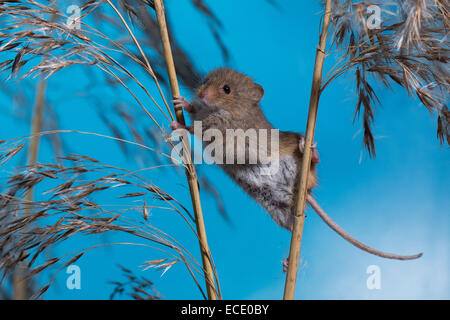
223, 85, 231, 94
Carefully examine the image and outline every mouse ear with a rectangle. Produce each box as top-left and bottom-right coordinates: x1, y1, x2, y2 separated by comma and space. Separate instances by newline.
250, 83, 264, 102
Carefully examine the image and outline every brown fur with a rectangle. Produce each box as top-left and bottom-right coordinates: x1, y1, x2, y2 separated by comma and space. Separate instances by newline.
191, 68, 318, 190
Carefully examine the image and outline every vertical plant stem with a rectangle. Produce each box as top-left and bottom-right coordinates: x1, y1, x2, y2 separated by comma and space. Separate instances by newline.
153, 0, 218, 300
13, 77, 47, 300
27, 79, 47, 181
283, 0, 333, 300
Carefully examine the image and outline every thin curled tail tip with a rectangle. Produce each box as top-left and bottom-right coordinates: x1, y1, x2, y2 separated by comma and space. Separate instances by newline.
380, 248, 423, 260
305, 194, 424, 261
392, 252, 423, 260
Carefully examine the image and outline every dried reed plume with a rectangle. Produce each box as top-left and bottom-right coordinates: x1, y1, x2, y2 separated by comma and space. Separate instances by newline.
0, 0, 228, 299
0, 135, 218, 299
326, 0, 449, 156
109, 265, 163, 300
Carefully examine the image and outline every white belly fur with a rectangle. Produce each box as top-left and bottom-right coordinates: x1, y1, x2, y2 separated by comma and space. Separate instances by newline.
220, 155, 299, 230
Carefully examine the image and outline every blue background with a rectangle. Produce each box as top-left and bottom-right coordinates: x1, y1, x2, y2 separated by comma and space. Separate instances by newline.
1, 0, 448, 299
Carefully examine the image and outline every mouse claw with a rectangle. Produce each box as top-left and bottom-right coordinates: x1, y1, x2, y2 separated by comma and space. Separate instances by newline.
173, 96, 193, 113
282, 258, 288, 274
299, 136, 320, 163
170, 121, 186, 131
311, 148, 320, 163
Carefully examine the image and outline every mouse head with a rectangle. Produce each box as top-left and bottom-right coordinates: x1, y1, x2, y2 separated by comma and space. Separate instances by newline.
195, 68, 264, 111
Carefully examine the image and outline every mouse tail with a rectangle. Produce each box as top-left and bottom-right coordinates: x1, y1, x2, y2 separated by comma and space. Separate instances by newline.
306, 194, 423, 260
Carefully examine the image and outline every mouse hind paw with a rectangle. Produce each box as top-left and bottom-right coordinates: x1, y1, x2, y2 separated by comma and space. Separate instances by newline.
170, 121, 186, 131
299, 136, 320, 163
282, 258, 289, 274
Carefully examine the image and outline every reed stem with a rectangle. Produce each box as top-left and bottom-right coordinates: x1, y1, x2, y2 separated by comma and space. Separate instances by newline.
283, 0, 333, 300
153, 0, 218, 300
12, 77, 47, 300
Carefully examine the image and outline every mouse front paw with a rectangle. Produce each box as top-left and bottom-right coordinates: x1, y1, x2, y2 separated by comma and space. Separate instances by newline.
170, 121, 186, 131
299, 136, 320, 163
173, 96, 193, 113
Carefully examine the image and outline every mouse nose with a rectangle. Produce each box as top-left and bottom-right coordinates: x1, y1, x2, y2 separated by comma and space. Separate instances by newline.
197, 86, 212, 104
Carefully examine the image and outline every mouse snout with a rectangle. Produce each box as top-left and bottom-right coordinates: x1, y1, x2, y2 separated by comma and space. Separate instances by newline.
196, 87, 212, 105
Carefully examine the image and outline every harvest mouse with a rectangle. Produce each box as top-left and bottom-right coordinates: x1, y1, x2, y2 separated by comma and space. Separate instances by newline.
171, 68, 422, 261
